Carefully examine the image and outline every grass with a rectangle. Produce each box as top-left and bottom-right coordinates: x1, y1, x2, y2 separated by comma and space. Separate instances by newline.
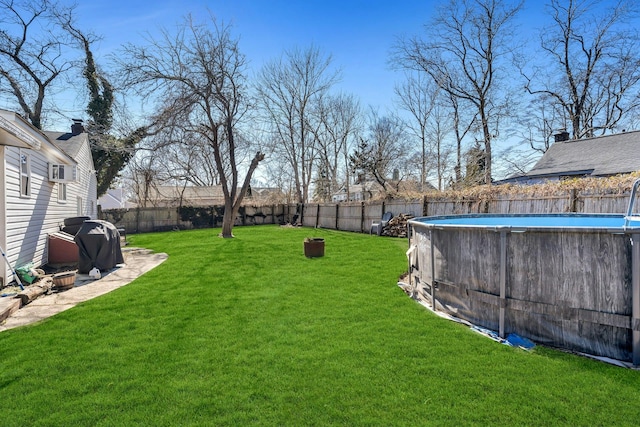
1, 225, 640, 425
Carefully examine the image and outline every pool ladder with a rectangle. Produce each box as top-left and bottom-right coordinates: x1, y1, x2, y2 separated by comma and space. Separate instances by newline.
624, 178, 640, 229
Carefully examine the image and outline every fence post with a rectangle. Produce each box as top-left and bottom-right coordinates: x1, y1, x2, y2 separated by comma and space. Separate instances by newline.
335, 204, 339, 230
570, 188, 578, 213
423, 195, 428, 216
361, 202, 365, 233
315, 204, 320, 228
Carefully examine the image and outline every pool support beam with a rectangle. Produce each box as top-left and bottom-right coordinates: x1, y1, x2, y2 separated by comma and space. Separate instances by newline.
499, 229, 508, 339
430, 229, 436, 312
632, 233, 640, 367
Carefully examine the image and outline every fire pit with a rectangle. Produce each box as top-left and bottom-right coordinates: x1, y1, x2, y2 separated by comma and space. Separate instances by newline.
303, 238, 325, 258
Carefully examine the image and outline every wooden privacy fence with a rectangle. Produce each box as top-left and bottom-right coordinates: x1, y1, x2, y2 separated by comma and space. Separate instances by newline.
100, 188, 636, 234
100, 204, 297, 234
300, 200, 424, 232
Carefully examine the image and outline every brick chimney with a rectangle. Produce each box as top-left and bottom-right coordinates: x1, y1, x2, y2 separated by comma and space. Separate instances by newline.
71, 119, 84, 135
554, 130, 570, 142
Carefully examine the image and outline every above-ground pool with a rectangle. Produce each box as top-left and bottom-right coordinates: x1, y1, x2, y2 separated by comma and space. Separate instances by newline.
407, 213, 640, 365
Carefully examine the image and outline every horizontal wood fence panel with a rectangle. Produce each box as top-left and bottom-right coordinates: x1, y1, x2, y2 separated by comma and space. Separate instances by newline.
337, 203, 364, 232
383, 201, 423, 217
317, 204, 337, 229
580, 194, 629, 214
488, 196, 571, 214
301, 204, 318, 228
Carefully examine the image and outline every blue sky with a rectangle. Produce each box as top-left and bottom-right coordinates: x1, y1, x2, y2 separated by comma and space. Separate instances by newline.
72, 0, 458, 113
66, 1, 556, 119
0, 0, 559, 128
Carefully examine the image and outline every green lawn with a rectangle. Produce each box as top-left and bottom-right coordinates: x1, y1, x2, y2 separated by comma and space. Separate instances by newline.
1, 225, 640, 426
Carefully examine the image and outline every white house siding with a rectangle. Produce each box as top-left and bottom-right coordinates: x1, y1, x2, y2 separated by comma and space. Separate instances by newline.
1, 138, 96, 286
68, 138, 98, 219
4, 145, 52, 281
0, 148, 6, 285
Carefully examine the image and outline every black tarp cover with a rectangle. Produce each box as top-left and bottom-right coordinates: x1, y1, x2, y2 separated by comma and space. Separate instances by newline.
74, 220, 124, 273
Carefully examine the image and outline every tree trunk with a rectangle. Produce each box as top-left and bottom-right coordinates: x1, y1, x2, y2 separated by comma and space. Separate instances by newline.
220, 201, 235, 238
219, 151, 265, 238
481, 108, 492, 184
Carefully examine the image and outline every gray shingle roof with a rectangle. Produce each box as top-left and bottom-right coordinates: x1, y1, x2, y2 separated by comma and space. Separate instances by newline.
525, 130, 640, 178
44, 131, 86, 159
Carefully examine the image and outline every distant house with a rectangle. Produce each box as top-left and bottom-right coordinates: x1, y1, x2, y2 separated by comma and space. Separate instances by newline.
501, 130, 640, 184
98, 188, 137, 210
0, 110, 97, 286
332, 181, 382, 202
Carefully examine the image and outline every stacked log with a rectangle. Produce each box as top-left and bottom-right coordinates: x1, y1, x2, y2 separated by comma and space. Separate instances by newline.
16, 276, 54, 305
381, 214, 414, 238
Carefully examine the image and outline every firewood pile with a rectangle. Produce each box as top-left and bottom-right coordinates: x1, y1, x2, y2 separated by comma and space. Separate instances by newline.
381, 214, 414, 237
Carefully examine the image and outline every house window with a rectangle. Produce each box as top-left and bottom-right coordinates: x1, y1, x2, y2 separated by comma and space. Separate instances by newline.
58, 183, 67, 202
52, 164, 65, 180
19, 149, 30, 197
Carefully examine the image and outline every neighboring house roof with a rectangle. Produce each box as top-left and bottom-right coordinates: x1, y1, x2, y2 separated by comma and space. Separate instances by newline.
139, 185, 282, 207
141, 185, 225, 207
502, 130, 640, 183
98, 188, 137, 210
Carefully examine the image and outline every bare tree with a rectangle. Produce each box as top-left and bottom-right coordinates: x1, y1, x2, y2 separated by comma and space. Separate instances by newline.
63, 14, 157, 196
257, 45, 340, 203
522, 0, 640, 139
395, 73, 439, 190
349, 111, 411, 194
393, 0, 523, 184
143, 126, 223, 188
519, 95, 563, 154
0, 0, 81, 129
446, 90, 478, 186
313, 93, 361, 201
0, 0, 151, 193
261, 156, 297, 204
428, 102, 456, 190
122, 146, 164, 208
117, 15, 263, 238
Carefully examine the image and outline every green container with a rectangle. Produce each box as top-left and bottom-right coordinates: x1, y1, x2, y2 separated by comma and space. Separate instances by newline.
16, 263, 37, 284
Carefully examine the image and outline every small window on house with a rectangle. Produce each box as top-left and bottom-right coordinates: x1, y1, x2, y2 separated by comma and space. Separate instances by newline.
19, 150, 31, 197
58, 182, 67, 202
52, 164, 64, 180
